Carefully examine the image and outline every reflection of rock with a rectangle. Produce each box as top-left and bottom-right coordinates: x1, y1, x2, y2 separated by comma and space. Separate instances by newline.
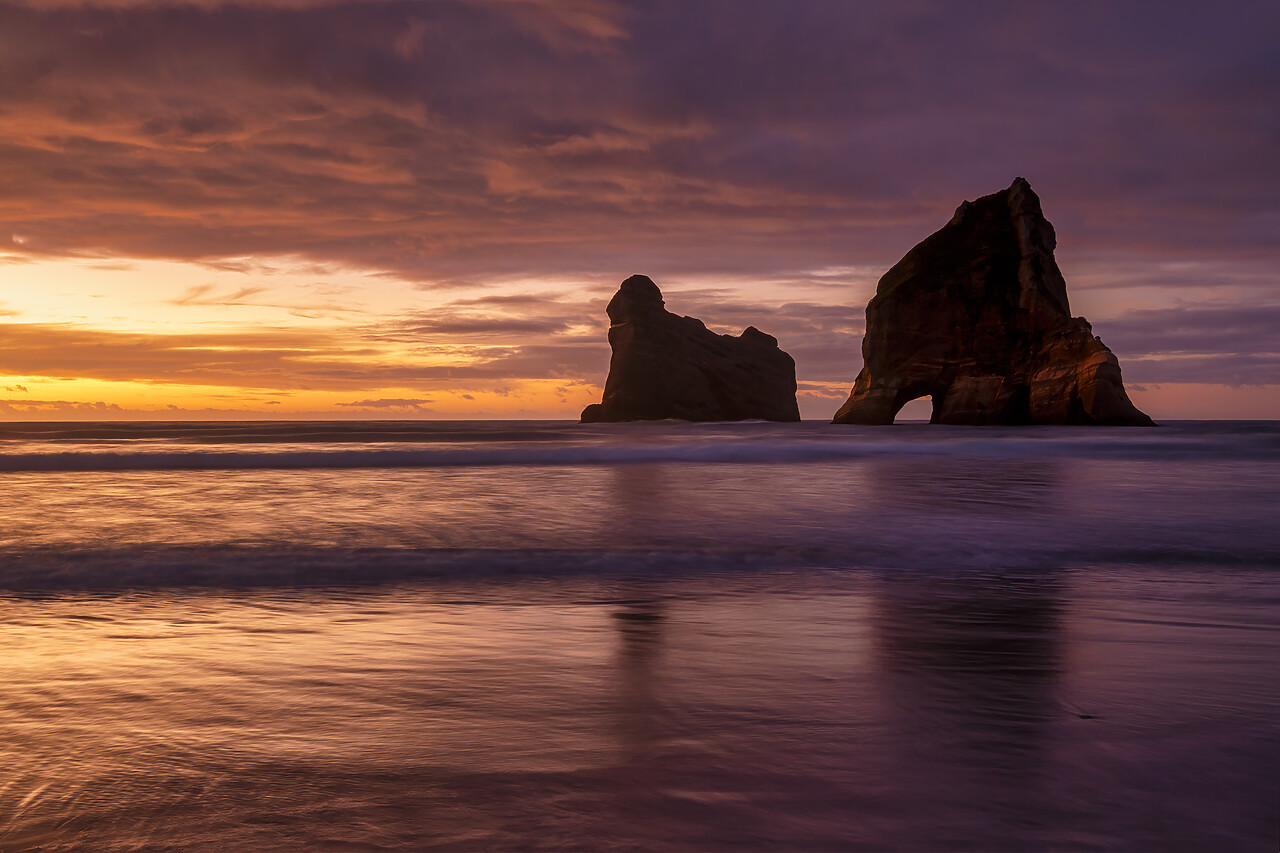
867, 573, 1066, 845
872, 573, 1064, 751
612, 598, 666, 764
582, 275, 800, 423
873, 577, 1062, 685
834, 178, 1154, 426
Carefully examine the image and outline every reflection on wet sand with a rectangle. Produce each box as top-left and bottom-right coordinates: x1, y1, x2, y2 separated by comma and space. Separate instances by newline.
612, 599, 666, 765
0, 567, 1275, 852
870, 573, 1065, 848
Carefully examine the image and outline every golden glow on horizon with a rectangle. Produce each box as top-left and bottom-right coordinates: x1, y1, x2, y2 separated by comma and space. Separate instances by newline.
0, 375, 602, 419
0, 253, 612, 418
3, 252, 1278, 420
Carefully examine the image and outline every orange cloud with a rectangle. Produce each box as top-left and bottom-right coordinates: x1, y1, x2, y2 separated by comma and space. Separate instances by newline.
0, 321, 607, 390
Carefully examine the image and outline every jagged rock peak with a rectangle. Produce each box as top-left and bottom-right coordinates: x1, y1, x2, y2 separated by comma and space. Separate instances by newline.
581, 275, 800, 423
832, 178, 1154, 426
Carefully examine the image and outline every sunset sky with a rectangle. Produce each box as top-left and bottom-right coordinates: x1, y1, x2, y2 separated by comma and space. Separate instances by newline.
1, 0, 1277, 420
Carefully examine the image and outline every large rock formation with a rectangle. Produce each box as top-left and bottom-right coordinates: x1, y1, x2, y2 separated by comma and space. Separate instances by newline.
833, 178, 1154, 426
581, 275, 800, 422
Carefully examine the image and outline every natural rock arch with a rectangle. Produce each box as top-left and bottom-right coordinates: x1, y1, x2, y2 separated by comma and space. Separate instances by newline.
833, 178, 1154, 426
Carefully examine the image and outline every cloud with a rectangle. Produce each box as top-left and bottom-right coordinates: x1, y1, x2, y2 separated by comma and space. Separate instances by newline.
796, 381, 848, 401
170, 284, 269, 305
1122, 354, 1280, 387
0, 1, 1277, 416
0, 396, 426, 421
335, 397, 434, 409
1063, 258, 1280, 293
370, 290, 601, 341
0, 0, 1274, 286
2, 1, 342, 6
646, 290, 866, 382
382, 315, 575, 337
0, 321, 608, 389
1098, 303, 1280, 385
0, 398, 122, 413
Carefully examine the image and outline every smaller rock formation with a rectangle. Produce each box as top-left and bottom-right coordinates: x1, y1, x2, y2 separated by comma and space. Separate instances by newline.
581, 275, 800, 422
833, 178, 1154, 426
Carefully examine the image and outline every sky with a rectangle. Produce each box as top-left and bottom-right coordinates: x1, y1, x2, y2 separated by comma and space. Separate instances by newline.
1, 0, 1277, 420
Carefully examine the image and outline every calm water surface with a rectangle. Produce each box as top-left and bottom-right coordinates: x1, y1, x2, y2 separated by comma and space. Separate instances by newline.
0, 421, 1277, 851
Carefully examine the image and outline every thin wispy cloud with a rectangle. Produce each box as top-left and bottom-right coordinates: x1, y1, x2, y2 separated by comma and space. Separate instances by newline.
1101, 303, 1280, 385
0, 322, 607, 389
170, 284, 269, 306
336, 397, 434, 409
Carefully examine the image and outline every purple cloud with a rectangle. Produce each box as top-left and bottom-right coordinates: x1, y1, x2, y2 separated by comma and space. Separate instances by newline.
1098, 303, 1280, 385
0, 0, 1277, 414
0, 0, 1274, 282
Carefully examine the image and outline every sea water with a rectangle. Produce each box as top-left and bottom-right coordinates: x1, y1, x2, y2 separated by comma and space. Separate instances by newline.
0, 420, 1277, 850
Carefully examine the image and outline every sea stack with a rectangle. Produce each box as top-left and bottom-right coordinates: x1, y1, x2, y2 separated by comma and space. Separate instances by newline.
833, 178, 1154, 426
581, 275, 800, 422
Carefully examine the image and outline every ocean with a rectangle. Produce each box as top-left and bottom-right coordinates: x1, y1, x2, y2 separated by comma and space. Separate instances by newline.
1, 419, 1277, 851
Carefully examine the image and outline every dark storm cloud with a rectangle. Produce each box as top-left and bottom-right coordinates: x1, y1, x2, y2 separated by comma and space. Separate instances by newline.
1, 0, 1276, 284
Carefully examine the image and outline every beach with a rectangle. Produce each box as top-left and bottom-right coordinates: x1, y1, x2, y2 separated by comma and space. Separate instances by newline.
1, 420, 1277, 850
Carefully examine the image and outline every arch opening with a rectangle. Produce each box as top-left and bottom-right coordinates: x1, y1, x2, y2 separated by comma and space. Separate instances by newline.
893, 395, 934, 424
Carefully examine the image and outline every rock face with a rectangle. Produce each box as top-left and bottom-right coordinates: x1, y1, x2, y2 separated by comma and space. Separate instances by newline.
581, 275, 800, 422
833, 178, 1154, 426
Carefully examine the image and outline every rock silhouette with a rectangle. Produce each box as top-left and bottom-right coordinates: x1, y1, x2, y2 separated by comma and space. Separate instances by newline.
581, 275, 800, 422
833, 178, 1154, 426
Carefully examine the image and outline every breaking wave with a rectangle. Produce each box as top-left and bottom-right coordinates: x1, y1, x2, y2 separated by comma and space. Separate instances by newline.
2, 423, 1277, 472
